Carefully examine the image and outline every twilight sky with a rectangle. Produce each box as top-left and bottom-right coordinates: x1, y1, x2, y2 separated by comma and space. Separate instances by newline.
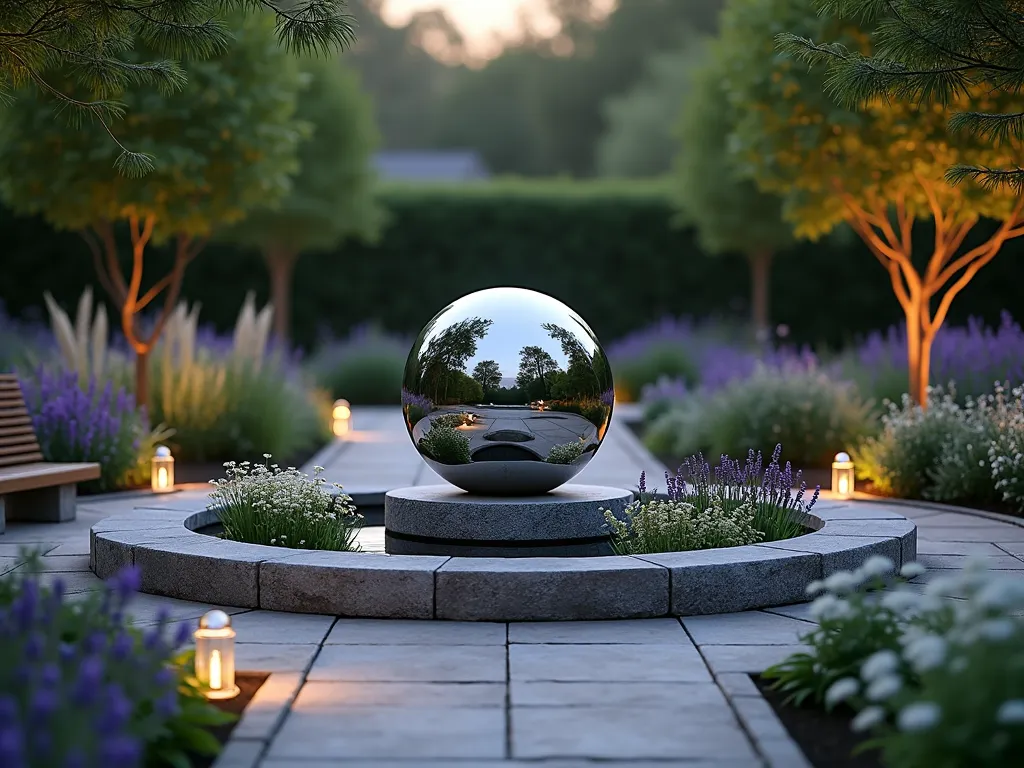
380, 0, 613, 59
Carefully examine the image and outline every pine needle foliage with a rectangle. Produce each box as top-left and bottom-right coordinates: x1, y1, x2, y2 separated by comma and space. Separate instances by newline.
777, 0, 1024, 190
0, 1, 354, 174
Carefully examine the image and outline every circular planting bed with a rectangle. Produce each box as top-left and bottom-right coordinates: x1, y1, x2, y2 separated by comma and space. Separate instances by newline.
90, 495, 917, 622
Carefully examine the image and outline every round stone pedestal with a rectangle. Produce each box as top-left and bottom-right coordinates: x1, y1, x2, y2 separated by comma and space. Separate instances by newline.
384, 484, 634, 557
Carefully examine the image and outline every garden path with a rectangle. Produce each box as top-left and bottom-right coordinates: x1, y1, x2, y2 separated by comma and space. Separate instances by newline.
2, 407, 1024, 768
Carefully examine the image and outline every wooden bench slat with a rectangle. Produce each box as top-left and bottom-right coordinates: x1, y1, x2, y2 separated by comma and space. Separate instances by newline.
0, 431, 39, 447
0, 451, 45, 467
0, 461, 101, 494
0, 443, 43, 458
0, 415, 32, 429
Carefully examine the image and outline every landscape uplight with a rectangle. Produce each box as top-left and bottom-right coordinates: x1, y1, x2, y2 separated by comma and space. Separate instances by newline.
195, 610, 239, 700
832, 452, 855, 499
332, 399, 352, 437
152, 446, 174, 493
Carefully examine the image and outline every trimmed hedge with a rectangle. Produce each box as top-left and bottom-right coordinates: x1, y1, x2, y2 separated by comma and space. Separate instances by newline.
1, 179, 1022, 351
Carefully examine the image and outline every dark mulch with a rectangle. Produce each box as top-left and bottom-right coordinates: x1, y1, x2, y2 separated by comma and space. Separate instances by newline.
753, 675, 883, 768
190, 672, 270, 768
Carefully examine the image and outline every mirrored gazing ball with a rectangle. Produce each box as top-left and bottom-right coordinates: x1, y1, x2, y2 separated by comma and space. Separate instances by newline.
402, 287, 614, 495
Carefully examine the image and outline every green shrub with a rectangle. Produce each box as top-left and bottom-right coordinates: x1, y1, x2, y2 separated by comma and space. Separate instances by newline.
429, 412, 472, 429
307, 325, 407, 405
647, 368, 877, 468
855, 389, 970, 499
613, 344, 700, 402
546, 439, 584, 464
211, 458, 362, 551
153, 356, 326, 462
418, 425, 471, 464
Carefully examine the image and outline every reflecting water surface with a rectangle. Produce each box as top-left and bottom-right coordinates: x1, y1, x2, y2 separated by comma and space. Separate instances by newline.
402, 287, 614, 495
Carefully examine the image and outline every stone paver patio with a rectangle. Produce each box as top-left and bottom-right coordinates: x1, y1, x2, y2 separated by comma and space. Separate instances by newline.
3, 406, 1024, 767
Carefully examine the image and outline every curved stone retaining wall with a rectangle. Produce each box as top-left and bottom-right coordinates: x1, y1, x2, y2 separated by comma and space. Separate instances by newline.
90, 500, 916, 621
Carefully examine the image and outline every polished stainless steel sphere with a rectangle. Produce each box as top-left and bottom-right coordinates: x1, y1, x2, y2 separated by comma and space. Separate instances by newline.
402, 287, 614, 495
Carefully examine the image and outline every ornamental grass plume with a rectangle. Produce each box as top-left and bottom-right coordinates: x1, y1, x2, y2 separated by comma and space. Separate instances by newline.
210, 456, 362, 551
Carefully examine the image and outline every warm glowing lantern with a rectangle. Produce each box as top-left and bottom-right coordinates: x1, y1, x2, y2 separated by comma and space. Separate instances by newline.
332, 399, 352, 437
832, 452, 855, 499
195, 610, 239, 700
151, 446, 174, 493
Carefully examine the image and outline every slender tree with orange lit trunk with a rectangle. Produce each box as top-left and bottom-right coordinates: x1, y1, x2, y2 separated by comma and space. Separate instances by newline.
718, 0, 1024, 405
0, 11, 306, 409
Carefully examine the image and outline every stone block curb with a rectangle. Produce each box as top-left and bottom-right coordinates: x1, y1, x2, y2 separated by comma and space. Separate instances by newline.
89, 505, 918, 621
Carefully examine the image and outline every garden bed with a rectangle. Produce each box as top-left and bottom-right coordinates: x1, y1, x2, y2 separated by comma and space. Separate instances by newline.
754, 675, 881, 768
193, 672, 270, 768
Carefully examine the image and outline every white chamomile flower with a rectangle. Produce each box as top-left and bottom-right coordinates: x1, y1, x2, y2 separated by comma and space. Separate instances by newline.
897, 702, 941, 732
824, 678, 860, 708
859, 555, 895, 580
805, 580, 825, 597
978, 618, 1016, 642
823, 571, 862, 594
899, 562, 927, 579
851, 705, 885, 733
996, 700, 1024, 725
866, 674, 902, 702
860, 649, 900, 682
902, 635, 947, 673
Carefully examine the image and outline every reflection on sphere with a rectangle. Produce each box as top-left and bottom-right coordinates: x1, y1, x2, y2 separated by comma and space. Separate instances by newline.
402, 287, 614, 495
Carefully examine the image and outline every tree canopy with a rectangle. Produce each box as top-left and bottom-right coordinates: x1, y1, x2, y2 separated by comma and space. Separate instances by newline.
673, 40, 794, 338
1, 1, 353, 174
0, 9, 307, 406
778, 0, 1024, 190
719, 0, 1024, 404
221, 54, 382, 342
597, 39, 706, 177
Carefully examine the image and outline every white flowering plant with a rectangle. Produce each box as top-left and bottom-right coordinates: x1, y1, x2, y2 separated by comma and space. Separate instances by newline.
857, 383, 1024, 512
769, 558, 1024, 768
604, 445, 819, 555
603, 493, 762, 554
763, 557, 944, 708
546, 439, 584, 465
209, 456, 361, 551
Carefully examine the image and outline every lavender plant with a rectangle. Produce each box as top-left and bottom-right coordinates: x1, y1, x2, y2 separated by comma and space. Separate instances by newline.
210, 457, 362, 551
840, 313, 1024, 405
402, 389, 434, 428
0, 556, 233, 768
604, 444, 819, 554
19, 369, 149, 493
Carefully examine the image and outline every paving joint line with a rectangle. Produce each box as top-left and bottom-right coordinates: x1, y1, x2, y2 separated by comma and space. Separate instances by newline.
252, 615, 340, 767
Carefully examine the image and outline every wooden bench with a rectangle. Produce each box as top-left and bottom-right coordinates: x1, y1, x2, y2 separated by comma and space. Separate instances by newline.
0, 374, 100, 533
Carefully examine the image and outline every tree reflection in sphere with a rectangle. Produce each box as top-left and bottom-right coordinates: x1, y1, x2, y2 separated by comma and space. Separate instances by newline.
402, 287, 614, 495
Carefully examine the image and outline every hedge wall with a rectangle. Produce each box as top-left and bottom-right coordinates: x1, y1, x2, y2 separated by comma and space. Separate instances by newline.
2, 179, 1022, 351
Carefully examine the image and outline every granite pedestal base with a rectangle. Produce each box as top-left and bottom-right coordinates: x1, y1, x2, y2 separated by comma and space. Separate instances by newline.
384, 484, 634, 557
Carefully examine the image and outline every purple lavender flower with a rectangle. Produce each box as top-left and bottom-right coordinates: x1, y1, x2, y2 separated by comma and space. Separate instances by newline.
19, 369, 144, 493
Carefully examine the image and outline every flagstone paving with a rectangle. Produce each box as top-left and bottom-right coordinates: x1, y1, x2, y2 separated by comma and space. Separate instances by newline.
2, 406, 1024, 767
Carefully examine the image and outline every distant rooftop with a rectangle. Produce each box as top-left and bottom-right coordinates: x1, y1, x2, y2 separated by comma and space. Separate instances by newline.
373, 150, 490, 181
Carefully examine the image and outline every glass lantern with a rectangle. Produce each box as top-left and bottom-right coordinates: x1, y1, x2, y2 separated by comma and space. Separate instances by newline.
151, 445, 174, 493
832, 452, 855, 499
332, 399, 352, 437
195, 610, 239, 700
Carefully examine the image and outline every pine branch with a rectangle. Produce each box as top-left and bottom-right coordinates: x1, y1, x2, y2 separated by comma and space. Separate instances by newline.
948, 109, 1024, 143
945, 164, 1024, 191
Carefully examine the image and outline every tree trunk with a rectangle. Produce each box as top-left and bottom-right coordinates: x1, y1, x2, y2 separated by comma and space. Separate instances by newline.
134, 347, 150, 412
903, 298, 924, 407
265, 245, 298, 345
747, 249, 773, 343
